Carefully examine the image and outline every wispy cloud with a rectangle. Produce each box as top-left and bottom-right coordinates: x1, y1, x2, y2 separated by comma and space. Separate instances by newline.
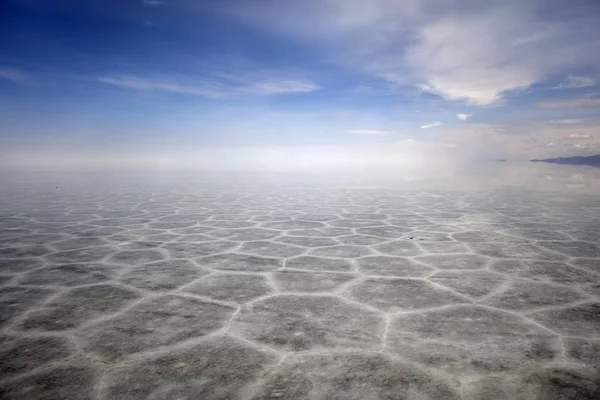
344, 129, 392, 135
553, 75, 596, 89
548, 119, 584, 124
568, 133, 592, 139
457, 114, 473, 121
421, 122, 443, 129
95, 74, 319, 98
536, 97, 600, 108
0, 67, 26, 83
142, 0, 167, 6
438, 120, 600, 159
96, 76, 225, 98
225, 0, 600, 106
241, 80, 319, 95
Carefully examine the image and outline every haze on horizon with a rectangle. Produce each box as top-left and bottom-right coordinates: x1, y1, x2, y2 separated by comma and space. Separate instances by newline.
1, 0, 600, 172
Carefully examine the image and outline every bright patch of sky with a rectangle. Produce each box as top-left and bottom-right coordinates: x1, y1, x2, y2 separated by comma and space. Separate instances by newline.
1, 0, 600, 170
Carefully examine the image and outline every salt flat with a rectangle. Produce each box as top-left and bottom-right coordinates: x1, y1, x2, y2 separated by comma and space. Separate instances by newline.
0, 168, 599, 399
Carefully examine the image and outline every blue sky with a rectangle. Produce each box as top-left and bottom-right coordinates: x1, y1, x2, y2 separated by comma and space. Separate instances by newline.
1, 0, 600, 170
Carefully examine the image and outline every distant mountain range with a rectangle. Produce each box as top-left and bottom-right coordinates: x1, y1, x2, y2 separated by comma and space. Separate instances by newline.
530, 154, 600, 167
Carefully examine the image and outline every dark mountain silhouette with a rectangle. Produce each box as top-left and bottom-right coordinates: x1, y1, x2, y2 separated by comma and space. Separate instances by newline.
530, 154, 600, 167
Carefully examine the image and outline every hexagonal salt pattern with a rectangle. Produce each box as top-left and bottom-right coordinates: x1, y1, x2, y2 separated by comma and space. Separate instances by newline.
1, 176, 599, 399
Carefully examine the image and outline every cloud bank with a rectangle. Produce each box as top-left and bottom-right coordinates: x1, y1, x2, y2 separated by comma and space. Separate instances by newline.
225, 0, 600, 105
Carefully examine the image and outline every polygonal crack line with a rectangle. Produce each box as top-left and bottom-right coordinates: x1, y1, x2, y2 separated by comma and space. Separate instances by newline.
470, 280, 515, 304
406, 257, 443, 272
0, 275, 18, 286
263, 272, 281, 293
244, 354, 293, 400
96, 248, 129, 265
224, 331, 287, 360
348, 258, 362, 274
4, 260, 50, 280
153, 246, 173, 260
4, 280, 75, 294
418, 253, 499, 270
208, 240, 246, 254
483, 262, 532, 280
3, 287, 65, 331
420, 280, 476, 303
0, 329, 80, 360
533, 242, 589, 260
253, 237, 313, 250
99, 331, 243, 375
386, 302, 487, 318
465, 303, 567, 341
169, 271, 218, 293
325, 274, 363, 296
226, 249, 300, 263
168, 291, 240, 310
0, 359, 99, 388
459, 242, 487, 256
378, 313, 392, 353
501, 231, 548, 243
558, 230, 579, 241
68, 293, 158, 332
422, 268, 444, 279
517, 299, 598, 320
95, 280, 153, 298
342, 273, 476, 305
555, 338, 574, 367
565, 260, 600, 279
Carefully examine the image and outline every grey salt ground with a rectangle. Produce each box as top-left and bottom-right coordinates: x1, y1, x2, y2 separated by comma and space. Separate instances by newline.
0, 172, 599, 399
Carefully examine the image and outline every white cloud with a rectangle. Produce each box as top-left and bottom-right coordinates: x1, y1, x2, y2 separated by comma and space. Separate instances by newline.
421, 122, 443, 129
405, 11, 544, 105
224, 0, 600, 106
345, 129, 391, 135
0, 67, 26, 83
96, 76, 225, 98
457, 114, 473, 121
553, 75, 596, 89
548, 119, 584, 124
568, 133, 592, 139
438, 121, 600, 159
241, 80, 319, 95
96, 74, 319, 98
536, 97, 600, 108
142, 0, 167, 6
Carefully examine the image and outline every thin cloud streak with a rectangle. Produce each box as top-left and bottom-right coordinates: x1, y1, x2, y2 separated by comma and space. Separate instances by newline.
421, 122, 443, 129
96, 76, 227, 98
95, 74, 319, 98
568, 133, 592, 139
142, 0, 167, 6
536, 97, 600, 108
548, 119, 584, 124
553, 75, 596, 89
345, 129, 392, 135
0, 67, 26, 83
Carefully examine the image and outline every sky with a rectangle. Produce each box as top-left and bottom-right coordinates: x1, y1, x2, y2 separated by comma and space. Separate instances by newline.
1, 0, 600, 171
